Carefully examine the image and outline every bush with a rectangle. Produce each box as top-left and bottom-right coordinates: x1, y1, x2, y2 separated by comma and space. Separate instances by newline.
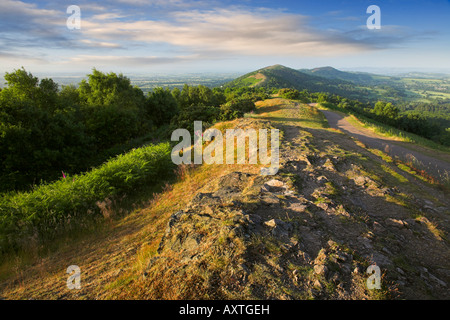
0, 142, 174, 253
172, 104, 221, 132
219, 99, 255, 121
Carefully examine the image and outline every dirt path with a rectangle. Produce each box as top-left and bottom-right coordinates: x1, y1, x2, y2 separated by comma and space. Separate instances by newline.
320, 110, 450, 182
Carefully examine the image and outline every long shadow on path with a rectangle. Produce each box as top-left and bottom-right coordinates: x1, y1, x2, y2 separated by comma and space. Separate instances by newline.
321, 110, 450, 183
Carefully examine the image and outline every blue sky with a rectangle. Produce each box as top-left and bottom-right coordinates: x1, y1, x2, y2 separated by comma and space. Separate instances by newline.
0, 0, 449, 76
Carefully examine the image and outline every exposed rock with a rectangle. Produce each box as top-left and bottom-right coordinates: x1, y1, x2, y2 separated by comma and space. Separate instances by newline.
385, 218, 408, 228
354, 176, 367, 186
184, 235, 202, 251
313, 279, 323, 290
289, 203, 308, 212
260, 194, 280, 205
369, 252, 393, 268
357, 236, 373, 250
314, 264, 328, 276
262, 179, 286, 193
264, 219, 279, 228
247, 214, 262, 225
147, 124, 450, 301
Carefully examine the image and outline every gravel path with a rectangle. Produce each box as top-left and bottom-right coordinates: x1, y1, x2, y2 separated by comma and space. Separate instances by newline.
321, 109, 450, 182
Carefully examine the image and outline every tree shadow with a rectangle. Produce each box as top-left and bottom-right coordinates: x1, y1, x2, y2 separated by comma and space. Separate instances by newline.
322, 111, 450, 182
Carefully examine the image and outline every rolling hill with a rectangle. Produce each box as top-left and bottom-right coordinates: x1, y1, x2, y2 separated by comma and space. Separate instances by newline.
226, 65, 450, 105
224, 64, 367, 99
300, 66, 378, 85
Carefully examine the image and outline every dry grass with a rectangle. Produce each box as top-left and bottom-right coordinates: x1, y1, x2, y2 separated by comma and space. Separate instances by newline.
0, 117, 269, 299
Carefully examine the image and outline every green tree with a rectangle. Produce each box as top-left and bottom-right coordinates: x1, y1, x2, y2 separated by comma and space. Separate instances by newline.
374, 101, 386, 116
2, 67, 39, 103
383, 103, 399, 119
78, 69, 145, 111
147, 87, 179, 126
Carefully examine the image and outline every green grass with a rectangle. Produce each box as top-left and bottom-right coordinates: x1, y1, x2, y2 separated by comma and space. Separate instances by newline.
254, 99, 328, 129
239, 76, 263, 87
0, 142, 175, 254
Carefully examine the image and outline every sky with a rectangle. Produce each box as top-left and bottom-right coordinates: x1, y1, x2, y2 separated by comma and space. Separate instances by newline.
0, 0, 449, 77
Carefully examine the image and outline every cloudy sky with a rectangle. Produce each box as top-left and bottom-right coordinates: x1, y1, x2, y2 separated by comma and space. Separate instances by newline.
0, 0, 449, 76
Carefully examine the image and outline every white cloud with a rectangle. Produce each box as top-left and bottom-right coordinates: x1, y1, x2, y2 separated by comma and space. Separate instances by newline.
79, 7, 372, 57
56, 54, 195, 68
1, 0, 433, 73
79, 39, 123, 48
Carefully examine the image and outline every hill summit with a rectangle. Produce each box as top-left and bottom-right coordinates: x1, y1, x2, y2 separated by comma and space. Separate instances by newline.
224, 64, 362, 98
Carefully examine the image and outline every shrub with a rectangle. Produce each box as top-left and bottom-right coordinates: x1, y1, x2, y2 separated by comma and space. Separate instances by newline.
0, 142, 174, 253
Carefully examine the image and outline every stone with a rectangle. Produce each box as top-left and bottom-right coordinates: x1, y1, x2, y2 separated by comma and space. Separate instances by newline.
272, 226, 289, 238
396, 268, 406, 276
313, 280, 323, 290
354, 176, 367, 186
370, 252, 392, 268
184, 235, 201, 250
262, 179, 286, 193
336, 252, 349, 262
373, 221, 386, 232
357, 236, 373, 250
314, 264, 328, 276
261, 194, 280, 205
165, 211, 184, 233
290, 203, 308, 212
264, 219, 280, 228
248, 214, 262, 224
316, 202, 329, 210
386, 218, 407, 228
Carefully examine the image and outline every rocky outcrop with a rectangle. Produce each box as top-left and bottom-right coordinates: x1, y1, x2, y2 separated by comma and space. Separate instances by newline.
143, 119, 450, 300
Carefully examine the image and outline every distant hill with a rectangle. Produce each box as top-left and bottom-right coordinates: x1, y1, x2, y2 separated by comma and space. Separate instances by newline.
299, 66, 379, 85
224, 64, 366, 99
226, 64, 450, 104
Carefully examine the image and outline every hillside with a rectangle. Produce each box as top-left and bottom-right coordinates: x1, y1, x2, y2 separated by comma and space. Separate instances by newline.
1, 98, 449, 300
299, 67, 450, 104
224, 65, 366, 99
300, 66, 378, 85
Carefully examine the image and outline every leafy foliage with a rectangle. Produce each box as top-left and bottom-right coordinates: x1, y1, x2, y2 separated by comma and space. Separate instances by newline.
0, 69, 261, 192
0, 142, 174, 253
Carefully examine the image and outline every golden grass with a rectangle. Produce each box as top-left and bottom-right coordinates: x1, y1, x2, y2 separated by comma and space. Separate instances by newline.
0, 116, 273, 299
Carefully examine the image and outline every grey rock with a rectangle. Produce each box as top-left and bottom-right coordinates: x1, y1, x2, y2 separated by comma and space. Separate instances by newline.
371, 252, 393, 268
184, 235, 202, 250
314, 264, 328, 276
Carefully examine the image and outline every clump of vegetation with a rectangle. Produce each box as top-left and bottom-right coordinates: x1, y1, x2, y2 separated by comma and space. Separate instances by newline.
0, 142, 174, 254
278, 88, 309, 102
0, 69, 265, 193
